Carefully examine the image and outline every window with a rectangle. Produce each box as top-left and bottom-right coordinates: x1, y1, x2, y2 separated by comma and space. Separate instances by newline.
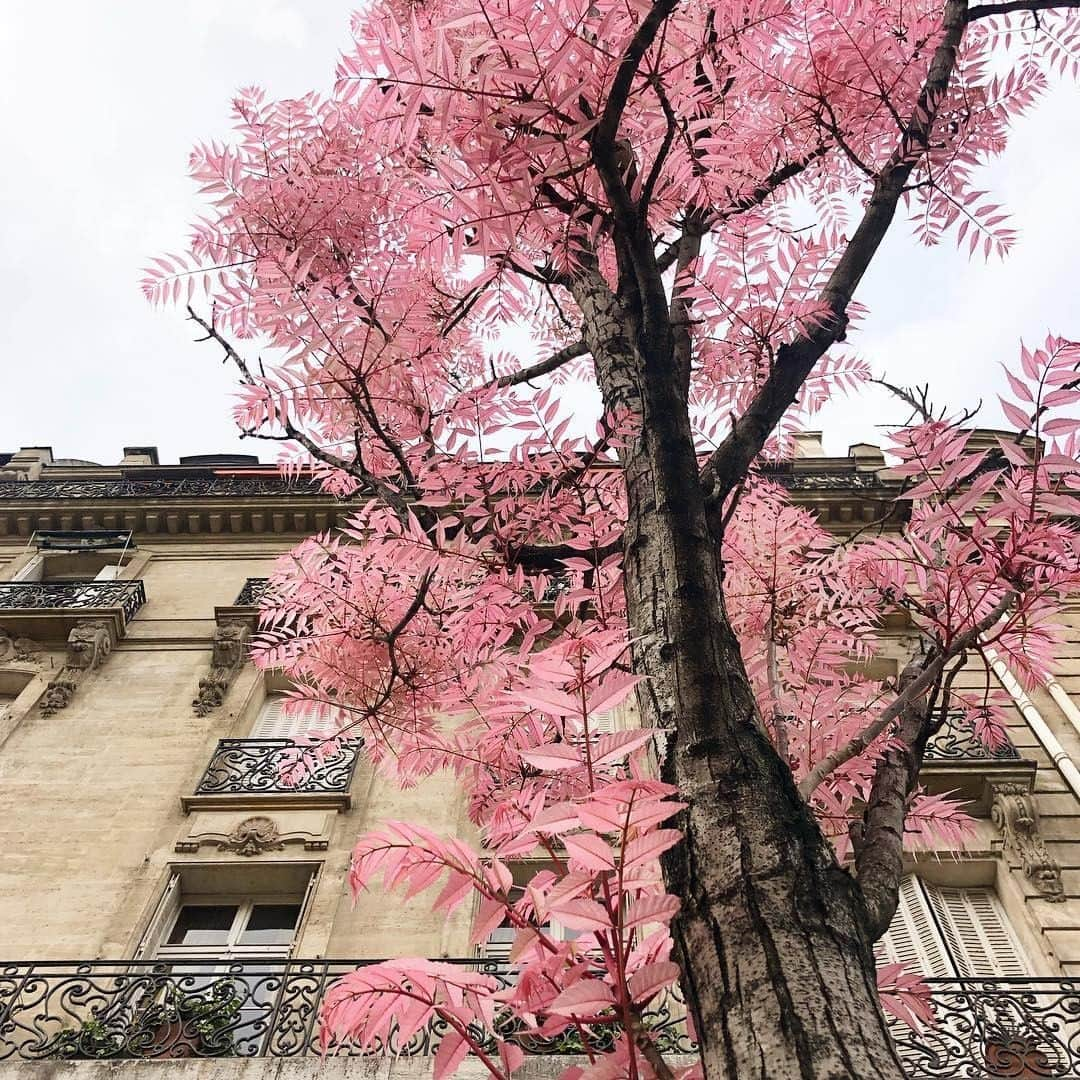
877, 876, 1028, 977
136, 867, 317, 1055
137, 864, 317, 961
160, 901, 302, 959
250, 692, 318, 740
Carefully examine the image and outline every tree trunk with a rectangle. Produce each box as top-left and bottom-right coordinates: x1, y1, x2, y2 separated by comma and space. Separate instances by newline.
617, 357, 905, 1080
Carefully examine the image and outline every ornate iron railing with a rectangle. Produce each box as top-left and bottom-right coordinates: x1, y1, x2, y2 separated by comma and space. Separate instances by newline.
0, 959, 689, 1061
925, 710, 1021, 761
0, 580, 146, 623
892, 978, 1080, 1078
0, 964, 1074, 1072
233, 578, 270, 607
0, 477, 326, 500
192, 739, 359, 797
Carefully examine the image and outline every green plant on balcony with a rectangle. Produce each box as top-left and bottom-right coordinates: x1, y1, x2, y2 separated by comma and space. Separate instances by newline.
50, 978, 244, 1059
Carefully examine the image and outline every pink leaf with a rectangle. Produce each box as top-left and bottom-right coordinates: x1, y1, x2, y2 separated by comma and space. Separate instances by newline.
628, 962, 680, 1002
549, 980, 616, 1016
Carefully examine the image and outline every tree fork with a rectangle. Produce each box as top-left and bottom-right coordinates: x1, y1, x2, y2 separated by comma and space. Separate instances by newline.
613, 322, 904, 1076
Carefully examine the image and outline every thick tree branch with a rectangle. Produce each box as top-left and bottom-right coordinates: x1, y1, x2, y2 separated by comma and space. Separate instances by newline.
489, 341, 589, 388
854, 653, 937, 940
700, 0, 971, 512
655, 148, 830, 274
798, 589, 1015, 799
966, 0, 1080, 18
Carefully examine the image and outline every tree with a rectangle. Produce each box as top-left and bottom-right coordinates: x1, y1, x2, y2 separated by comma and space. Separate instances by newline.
146, 0, 1080, 1074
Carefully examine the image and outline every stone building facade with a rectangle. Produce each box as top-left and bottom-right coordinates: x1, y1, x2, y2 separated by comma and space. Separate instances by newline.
0, 439, 1078, 1078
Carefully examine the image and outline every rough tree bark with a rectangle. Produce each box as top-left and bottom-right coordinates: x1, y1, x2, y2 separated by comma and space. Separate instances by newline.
572, 251, 905, 1076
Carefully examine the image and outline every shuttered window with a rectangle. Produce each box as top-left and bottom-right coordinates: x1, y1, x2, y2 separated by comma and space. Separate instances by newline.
877, 876, 1027, 977
589, 713, 615, 734
250, 693, 318, 740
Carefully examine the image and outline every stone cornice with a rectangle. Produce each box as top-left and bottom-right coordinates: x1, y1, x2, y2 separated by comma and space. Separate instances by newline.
0, 465, 902, 538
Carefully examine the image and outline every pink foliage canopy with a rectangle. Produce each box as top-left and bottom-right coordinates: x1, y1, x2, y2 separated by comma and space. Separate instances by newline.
146, 0, 1080, 1073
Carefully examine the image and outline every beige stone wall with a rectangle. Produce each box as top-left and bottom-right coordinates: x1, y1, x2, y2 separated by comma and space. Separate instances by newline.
0, 473, 1079, 995
0, 535, 473, 964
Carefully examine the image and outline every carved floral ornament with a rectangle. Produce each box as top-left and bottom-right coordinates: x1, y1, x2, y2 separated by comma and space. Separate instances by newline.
990, 782, 1066, 902
193, 618, 250, 717
40, 621, 112, 718
175, 811, 331, 857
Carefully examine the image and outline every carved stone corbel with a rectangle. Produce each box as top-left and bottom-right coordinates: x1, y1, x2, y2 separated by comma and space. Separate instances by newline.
193, 619, 250, 717
990, 782, 1065, 902
40, 621, 112, 717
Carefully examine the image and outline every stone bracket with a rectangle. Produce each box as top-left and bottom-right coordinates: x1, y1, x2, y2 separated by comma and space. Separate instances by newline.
40, 620, 113, 717
175, 810, 333, 857
193, 616, 251, 717
990, 781, 1065, 902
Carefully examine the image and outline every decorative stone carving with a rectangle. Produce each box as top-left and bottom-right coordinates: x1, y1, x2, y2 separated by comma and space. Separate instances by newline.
175, 809, 332, 856
221, 816, 285, 857
40, 621, 112, 717
990, 782, 1065, 902
193, 619, 250, 716
0, 628, 43, 665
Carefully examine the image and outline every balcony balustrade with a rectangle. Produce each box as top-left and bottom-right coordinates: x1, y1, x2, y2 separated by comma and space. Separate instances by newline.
0, 580, 146, 641
233, 578, 270, 607
0, 961, 1074, 1074
0, 476, 325, 500
926, 711, 1022, 762
183, 738, 360, 811
0, 581, 145, 622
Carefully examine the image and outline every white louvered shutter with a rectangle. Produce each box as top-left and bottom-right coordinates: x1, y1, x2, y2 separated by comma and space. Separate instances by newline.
924, 883, 1028, 976
136, 873, 181, 959
250, 693, 316, 740
875, 876, 954, 977
590, 713, 615, 734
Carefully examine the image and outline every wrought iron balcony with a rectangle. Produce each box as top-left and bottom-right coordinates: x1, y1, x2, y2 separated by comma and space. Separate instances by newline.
891, 978, 1080, 1078
0, 580, 146, 622
0, 962, 1074, 1074
233, 578, 270, 607
0, 958, 690, 1061
0, 476, 325, 500
184, 738, 360, 811
925, 711, 1021, 761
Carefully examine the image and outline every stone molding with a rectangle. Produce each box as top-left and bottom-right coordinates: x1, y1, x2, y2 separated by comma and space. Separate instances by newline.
175, 810, 332, 857
40, 621, 112, 717
990, 782, 1066, 902
0, 629, 43, 665
192, 618, 251, 717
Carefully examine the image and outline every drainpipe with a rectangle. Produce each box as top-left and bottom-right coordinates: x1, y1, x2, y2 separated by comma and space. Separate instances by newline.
984, 645, 1080, 802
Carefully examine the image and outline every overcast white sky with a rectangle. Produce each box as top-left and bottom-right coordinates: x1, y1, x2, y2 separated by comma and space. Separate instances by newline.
0, 2, 1077, 465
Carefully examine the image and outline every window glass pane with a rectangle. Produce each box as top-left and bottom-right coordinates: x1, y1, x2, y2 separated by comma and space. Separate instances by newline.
238, 903, 301, 946
166, 904, 238, 946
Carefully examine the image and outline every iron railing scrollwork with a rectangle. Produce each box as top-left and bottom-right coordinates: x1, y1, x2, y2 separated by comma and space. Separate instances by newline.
233, 579, 270, 607
925, 710, 1022, 761
0, 581, 146, 623
193, 739, 359, 797
0, 959, 691, 1061
891, 978, 1080, 1078
0, 477, 326, 500
0, 962, 1076, 1073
